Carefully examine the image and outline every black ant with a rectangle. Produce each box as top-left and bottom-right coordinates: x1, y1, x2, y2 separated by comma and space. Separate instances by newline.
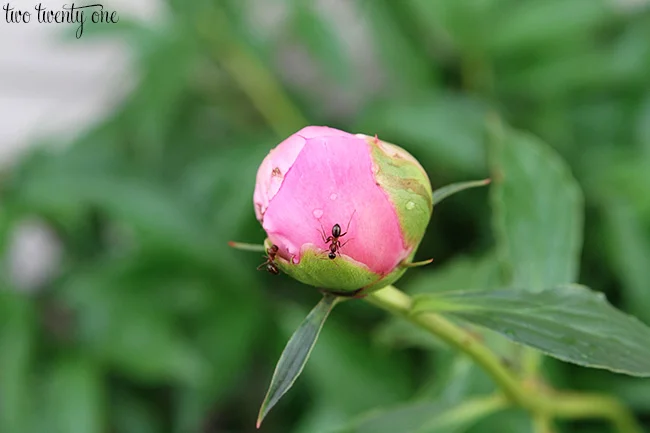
320, 210, 355, 259
257, 244, 280, 275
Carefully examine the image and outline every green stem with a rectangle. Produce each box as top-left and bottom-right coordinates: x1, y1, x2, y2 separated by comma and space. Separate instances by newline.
198, 5, 307, 138
366, 285, 642, 433
366, 285, 525, 404
540, 393, 641, 433
533, 413, 555, 433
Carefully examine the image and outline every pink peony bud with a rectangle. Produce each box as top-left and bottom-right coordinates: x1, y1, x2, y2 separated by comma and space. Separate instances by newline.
253, 126, 433, 295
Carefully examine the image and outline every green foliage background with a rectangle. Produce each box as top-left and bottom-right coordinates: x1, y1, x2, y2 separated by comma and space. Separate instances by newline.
2, 0, 650, 432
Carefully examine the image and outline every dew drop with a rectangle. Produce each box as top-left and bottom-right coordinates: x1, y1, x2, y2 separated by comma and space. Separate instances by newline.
329, 193, 338, 201
405, 201, 415, 210
313, 209, 324, 219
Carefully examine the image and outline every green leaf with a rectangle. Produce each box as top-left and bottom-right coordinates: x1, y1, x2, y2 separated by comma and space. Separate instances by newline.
257, 293, 339, 427
432, 179, 491, 207
412, 285, 650, 376
489, 121, 583, 292
336, 395, 505, 433
293, 304, 411, 414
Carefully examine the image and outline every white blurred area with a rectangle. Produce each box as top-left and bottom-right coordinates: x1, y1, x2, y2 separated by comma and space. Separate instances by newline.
1, 0, 164, 291
0, 0, 165, 168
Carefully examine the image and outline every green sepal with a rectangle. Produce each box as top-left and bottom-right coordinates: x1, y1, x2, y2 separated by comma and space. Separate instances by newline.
367, 137, 433, 248
360, 248, 419, 295
267, 239, 380, 293
432, 178, 491, 206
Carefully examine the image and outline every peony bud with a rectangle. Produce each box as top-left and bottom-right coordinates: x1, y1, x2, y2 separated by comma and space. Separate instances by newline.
253, 126, 433, 295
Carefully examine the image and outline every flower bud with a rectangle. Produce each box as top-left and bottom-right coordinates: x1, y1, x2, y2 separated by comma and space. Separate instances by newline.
253, 126, 432, 295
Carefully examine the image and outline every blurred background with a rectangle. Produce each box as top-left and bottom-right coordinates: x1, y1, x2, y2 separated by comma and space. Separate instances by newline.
2, 0, 650, 432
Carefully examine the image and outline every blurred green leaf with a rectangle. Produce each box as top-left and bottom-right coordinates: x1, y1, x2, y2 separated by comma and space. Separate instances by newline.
406, 253, 502, 295
487, 0, 609, 56
291, 0, 354, 88
335, 394, 505, 433
405, 0, 504, 51
374, 316, 447, 351
602, 200, 650, 322
40, 356, 104, 433
417, 395, 506, 433
60, 265, 210, 386
258, 294, 339, 428
610, 378, 650, 412
465, 408, 532, 433
637, 91, 650, 154
356, 0, 432, 92
173, 283, 263, 433
292, 403, 350, 433
413, 285, 650, 376
499, 29, 650, 98
417, 356, 495, 404
600, 157, 650, 221
0, 292, 34, 433
490, 123, 583, 292
337, 401, 450, 433
178, 141, 270, 238
357, 93, 488, 174
15, 163, 217, 265
112, 390, 163, 433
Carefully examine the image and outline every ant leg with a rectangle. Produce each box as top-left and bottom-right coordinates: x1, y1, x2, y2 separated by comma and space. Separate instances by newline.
317, 226, 327, 243
340, 209, 357, 237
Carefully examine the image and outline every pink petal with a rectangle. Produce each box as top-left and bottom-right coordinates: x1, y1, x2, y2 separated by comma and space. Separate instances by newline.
262, 134, 409, 275
297, 126, 352, 139
253, 133, 306, 221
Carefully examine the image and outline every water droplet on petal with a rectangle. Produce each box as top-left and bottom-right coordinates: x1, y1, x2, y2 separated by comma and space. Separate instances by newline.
329, 193, 337, 201
313, 209, 324, 219
406, 201, 415, 210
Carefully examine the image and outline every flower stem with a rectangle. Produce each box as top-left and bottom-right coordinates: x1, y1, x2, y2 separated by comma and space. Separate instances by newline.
366, 285, 642, 433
